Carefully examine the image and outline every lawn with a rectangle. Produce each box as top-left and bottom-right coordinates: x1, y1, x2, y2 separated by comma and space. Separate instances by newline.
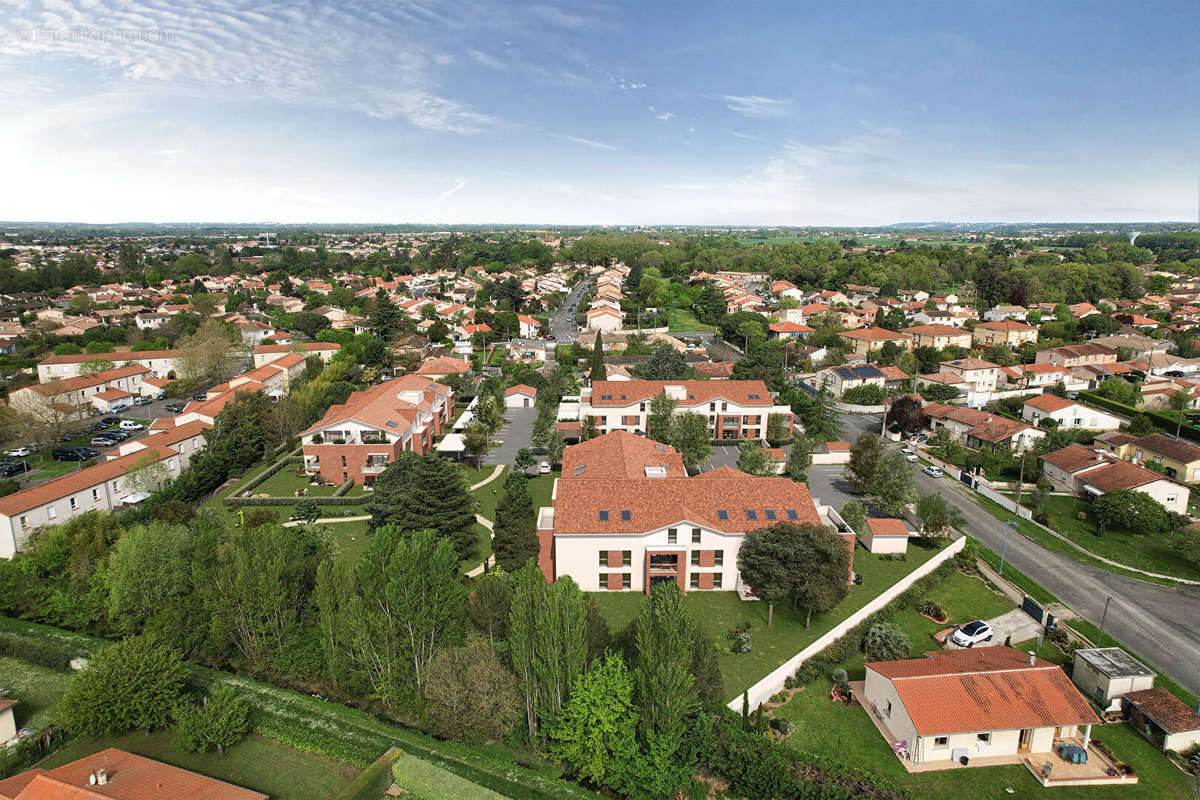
666, 306, 712, 332
0, 656, 69, 731
40, 731, 359, 800
589, 542, 947, 701
254, 467, 340, 497
391, 750, 505, 799
772, 570, 1195, 800
1036, 495, 1200, 582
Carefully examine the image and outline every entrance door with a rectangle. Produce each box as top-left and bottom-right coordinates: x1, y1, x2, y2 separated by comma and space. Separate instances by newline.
1018, 728, 1033, 752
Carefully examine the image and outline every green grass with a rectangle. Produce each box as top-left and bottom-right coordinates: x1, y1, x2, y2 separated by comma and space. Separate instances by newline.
771, 570, 1194, 800
589, 543, 946, 701
1036, 495, 1200, 582
666, 307, 712, 332
391, 750, 506, 799
254, 467, 340, 497
39, 732, 359, 800
0, 656, 69, 731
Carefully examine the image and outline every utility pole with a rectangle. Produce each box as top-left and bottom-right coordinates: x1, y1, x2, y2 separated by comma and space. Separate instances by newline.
1014, 451, 1027, 509
1097, 595, 1112, 648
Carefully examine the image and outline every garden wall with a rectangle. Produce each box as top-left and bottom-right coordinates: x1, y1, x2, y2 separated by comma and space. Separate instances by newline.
728, 536, 966, 711
832, 401, 887, 414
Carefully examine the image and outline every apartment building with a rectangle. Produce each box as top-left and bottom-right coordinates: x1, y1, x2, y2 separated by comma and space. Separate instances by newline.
939, 358, 1001, 393
1035, 344, 1118, 369
535, 432, 850, 593
972, 319, 1039, 348
902, 324, 972, 351
8, 365, 150, 420
301, 375, 453, 486
252, 341, 341, 368
580, 380, 792, 441
37, 349, 184, 381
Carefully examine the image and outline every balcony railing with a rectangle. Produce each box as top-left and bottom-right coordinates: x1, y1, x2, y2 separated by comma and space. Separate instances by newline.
362, 461, 389, 473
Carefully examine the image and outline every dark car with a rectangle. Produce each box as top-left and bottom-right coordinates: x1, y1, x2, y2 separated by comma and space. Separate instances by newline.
165, 402, 186, 413
0, 461, 28, 477
52, 447, 94, 462
101, 417, 119, 426
106, 431, 131, 442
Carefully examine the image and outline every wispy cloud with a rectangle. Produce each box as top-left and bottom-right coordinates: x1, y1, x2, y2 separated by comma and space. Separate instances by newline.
468, 49, 506, 69
438, 178, 467, 199
550, 133, 619, 151
726, 129, 766, 141
720, 94, 791, 118
648, 106, 674, 121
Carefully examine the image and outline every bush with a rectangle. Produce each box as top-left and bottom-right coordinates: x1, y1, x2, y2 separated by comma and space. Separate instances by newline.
59, 635, 186, 737
173, 684, 250, 754
863, 623, 911, 662
842, 384, 886, 405
0, 632, 74, 671
831, 668, 849, 685
726, 626, 752, 654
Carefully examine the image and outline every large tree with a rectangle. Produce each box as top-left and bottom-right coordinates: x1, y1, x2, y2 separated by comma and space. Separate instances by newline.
870, 448, 917, 517
795, 386, 842, 444
636, 344, 689, 380
646, 391, 677, 443
547, 653, 639, 793
422, 633, 521, 744
786, 523, 852, 628
915, 493, 965, 538
1093, 488, 1170, 534
736, 440, 771, 476
493, 471, 540, 571
59, 635, 185, 737
367, 453, 476, 561
786, 437, 812, 481
844, 431, 883, 492
668, 412, 713, 473
735, 529, 792, 627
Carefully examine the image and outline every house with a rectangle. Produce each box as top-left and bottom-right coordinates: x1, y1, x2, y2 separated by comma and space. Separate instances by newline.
1000, 363, 1082, 391
36, 349, 183, 381
984, 305, 1030, 322
580, 380, 792, 441
536, 432, 852, 594
586, 306, 625, 332
252, 341, 340, 368
902, 324, 972, 351
1123, 687, 1200, 754
1040, 444, 1189, 513
940, 358, 1000, 393
693, 361, 735, 379
516, 314, 540, 338
0, 747, 266, 800
922, 403, 1044, 453
300, 375, 453, 486
972, 319, 1039, 349
414, 357, 471, 381
1035, 344, 1118, 369
860, 517, 911, 554
0, 698, 14, 745
1092, 431, 1200, 483
862, 647, 1101, 768
1020, 395, 1121, 431
815, 365, 885, 398
504, 384, 537, 408
838, 327, 911, 358
1088, 334, 1168, 362
0, 447, 183, 559
1070, 648, 1155, 711
768, 321, 813, 340
8, 365, 149, 422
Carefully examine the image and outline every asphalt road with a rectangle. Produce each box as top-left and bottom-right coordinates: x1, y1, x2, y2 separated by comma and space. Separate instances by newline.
481, 406, 538, 466
549, 280, 590, 344
831, 409, 1200, 696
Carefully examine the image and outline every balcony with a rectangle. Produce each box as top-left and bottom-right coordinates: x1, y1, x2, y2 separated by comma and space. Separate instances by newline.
648, 554, 679, 572
362, 460, 389, 474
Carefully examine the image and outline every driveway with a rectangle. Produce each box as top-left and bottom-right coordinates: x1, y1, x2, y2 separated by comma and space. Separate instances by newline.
943, 608, 1044, 650
835, 409, 1200, 696
481, 406, 538, 466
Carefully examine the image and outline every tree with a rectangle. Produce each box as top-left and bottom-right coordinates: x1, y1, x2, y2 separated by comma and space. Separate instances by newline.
60, 635, 185, 736
422, 633, 522, 744
844, 431, 883, 492
507, 565, 587, 743
177, 318, 236, 384
667, 412, 712, 473
547, 652, 639, 792
887, 395, 925, 433
863, 622, 911, 661
468, 573, 511, 644
915, 494, 965, 538
589, 333, 605, 378
367, 454, 477, 562
514, 447, 535, 472
1093, 488, 1170, 534
493, 471, 539, 571
1096, 376, 1141, 408
106, 522, 202, 654
736, 320, 766, 350
786, 523, 852, 628
293, 497, 320, 523
580, 416, 599, 442
369, 290, 400, 339
735, 527, 792, 626
646, 391, 677, 443
736, 440, 771, 476
870, 449, 917, 517
291, 311, 331, 339
794, 386, 841, 444
786, 438, 812, 481
840, 500, 867, 534
464, 422, 490, 466
636, 344, 688, 380
766, 413, 792, 446
173, 684, 251, 754
546, 430, 567, 465
914, 345, 941, 374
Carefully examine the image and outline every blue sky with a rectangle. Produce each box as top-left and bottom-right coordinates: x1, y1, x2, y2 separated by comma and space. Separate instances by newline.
2, 1, 1198, 224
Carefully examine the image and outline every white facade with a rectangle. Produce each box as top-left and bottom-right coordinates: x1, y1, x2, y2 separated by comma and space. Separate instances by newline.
1021, 401, 1121, 431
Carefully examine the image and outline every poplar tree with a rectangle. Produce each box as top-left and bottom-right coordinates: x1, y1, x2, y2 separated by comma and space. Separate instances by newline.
493, 472, 540, 572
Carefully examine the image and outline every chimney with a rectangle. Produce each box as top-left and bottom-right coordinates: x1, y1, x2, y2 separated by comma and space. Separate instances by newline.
1027, 651, 1036, 666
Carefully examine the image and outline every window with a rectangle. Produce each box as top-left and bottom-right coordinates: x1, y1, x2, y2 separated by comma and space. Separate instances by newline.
786, 509, 799, 520
745, 510, 757, 520
622, 573, 631, 590
714, 550, 724, 566
598, 510, 609, 521
92, 488, 99, 500
1167, 495, 1178, 503
716, 510, 729, 521
47, 507, 56, 519
764, 509, 777, 521
934, 736, 948, 747
691, 528, 701, 543
690, 573, 700, 589
691, 551, 701, 567
622, 550, 630, 564
19, 516, 26, 530
885, 700, 893, 717
667, 528, 677, 544
69, 497, 77, 510
977, 733, 991, 744
712, 574, 722, 588
599, 551, 607, 567
620, 510, 631, 521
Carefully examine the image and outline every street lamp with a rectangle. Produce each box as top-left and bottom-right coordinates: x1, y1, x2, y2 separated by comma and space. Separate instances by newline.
999, 519, 1018, 573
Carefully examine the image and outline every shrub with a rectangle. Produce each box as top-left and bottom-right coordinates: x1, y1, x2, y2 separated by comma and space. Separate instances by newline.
173, 684, 251, 754
862, 623, 911, 662
831, 668, 849, 685
726, 627, 752, 654
59, 635, 186, 737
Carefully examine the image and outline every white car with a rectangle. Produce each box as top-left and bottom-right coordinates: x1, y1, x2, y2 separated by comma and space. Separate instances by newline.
538, 461, 551, 474
951, 620, 994, 648
923, 465, 944, 478
118, 420, 145, 431
5, 447, 32, 458
901, 448, 918, 463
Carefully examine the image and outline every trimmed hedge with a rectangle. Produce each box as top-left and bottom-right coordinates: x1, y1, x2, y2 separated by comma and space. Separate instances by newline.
1080, 390, 1200, 444
235, 454, 303, 496
333, 479, 355, 497
225, 495, 367, 508
332, 754, 398, 800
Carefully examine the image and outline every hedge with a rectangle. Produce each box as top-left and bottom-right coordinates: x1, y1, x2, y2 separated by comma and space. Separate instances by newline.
391, 751, 506, 800
234, 454, 303, 496
333, 479, 355, 497
332, 752, 400, 800
1079, 390, 1200, 444
224, 495, 367, 508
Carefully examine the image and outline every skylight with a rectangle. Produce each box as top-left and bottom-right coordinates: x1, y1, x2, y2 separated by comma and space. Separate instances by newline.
786, 509, 799, 520
716, 510, 729, 520
764, 510, 777, 520
653, 444, 665, 451
748, 394, 760, 399
745, 510, 758, 520
598, 511, 609, 521
620, 511, 631, 521
386, 421, 398, 427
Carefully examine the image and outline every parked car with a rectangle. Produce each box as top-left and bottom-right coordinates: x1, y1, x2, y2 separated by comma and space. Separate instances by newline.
119, 420, 144, 431
109, 403, 130, 413
165, 402, 186, 413
100, 417, 119, 426
5, 447, 32, 458
191, 392, 207, 401
538, 461, 551, 474
901, 448, 918, 463
134, 396, 152, 406
951, 620, 994, 648
923, 465, 944, 478
90, 436, 117, 447
107, 431, 131, 442
0, 461, 28, 477
155, 392, 166, 400
52, 447, 96, 462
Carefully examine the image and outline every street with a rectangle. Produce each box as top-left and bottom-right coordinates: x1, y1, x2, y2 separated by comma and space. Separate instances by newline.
831, 409, 1200, 696
480, 406, 537, 466
549, 279, 589, 343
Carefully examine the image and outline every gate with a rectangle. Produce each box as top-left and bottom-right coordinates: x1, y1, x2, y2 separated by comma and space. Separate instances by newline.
1021, 595, 1047, 625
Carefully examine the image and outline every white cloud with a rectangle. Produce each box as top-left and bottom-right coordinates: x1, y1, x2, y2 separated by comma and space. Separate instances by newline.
720, 94, 791, 118
725, 129, 766, 141
648, 105, 674, 121
438, 178, 467, 199
550, 133, 618, 151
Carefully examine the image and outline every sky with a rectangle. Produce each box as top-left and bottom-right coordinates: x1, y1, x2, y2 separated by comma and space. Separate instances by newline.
1, 1, 1199, 225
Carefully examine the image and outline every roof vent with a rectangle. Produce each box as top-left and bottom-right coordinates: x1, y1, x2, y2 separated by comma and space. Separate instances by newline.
1027, 651, 1036, 666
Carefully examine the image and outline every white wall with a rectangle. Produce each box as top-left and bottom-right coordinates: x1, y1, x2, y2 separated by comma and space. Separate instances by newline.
554, 523, 740, 592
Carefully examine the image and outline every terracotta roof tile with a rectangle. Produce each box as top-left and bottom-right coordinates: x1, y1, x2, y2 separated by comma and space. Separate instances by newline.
1125, 687, 1200, 734
561, 432, 685, 479
588, 380, 773, 407
866, 518, 909, 536
840, 327, 909, 342
902, 324, 969, 337
0, 447, 175, 518
1023, 393, 1075, 412
975, 319, 1037, 332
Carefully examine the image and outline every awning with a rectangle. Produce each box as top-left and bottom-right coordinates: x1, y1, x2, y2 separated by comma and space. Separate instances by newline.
1083, 485, 1103, 496
121, 491, 151, 505
436, 433, 466, 453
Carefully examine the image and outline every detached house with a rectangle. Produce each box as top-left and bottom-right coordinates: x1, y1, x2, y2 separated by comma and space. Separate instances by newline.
1035, 344, 1117, 369
1020, 394, 1121, 431
301, 375, 453, 486
838, 327, 911, 358
902, 324, 972, 351
1041, 444, 1189, 514
1092, 431, 1200, 483
972, 319, 1038, 349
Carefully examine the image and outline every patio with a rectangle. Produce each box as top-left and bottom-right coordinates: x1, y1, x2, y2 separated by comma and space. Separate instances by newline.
852, 681, 1138, 786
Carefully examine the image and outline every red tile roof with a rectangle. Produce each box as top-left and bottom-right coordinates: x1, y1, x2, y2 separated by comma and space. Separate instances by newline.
975, 319, 1037, 332
902, 324, 968, 337
415, 357, 470, 375
1082, 460, 1183, 492
560, 431, 685, 479
867, 647, 1100, 736
588, 380, 773, 407
1124, 687, 1200, 734
866, 518, 909, 536
1041, 444, 1114, 473
840, 327, 909, 342
303, 375, 449, 435
38, 349, 180, 366
504, 384, 537, 397
252, 342, 340, 355
0, 447, 175, 518
0, 748, 266, 800
1023, 393, 1075, 412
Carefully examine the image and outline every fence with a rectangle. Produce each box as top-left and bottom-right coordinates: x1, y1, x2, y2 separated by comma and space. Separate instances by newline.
832, 400, 887, 414
727, 536, 966, 711
975, 557, 1028, 606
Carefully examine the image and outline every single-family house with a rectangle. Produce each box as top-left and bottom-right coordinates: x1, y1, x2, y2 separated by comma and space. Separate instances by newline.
902, 324, 972, 351
1092, 431, 1200, 483
504, 384, 537, 408
940, 358, 1001, 393
1040, 444, 1189, 513
815, 365, 886, 398
984, 305, 1029, 322
1020, 395, 1121, 431
838, 327, 911, 358
972, 319, 1039, 349
1035, 344, 1118, 369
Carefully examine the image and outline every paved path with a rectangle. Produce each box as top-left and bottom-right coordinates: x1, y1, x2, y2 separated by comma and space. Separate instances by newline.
833, 410, 1200, 696
481, 406, 537, 466
469, 464, 506, 490
283, 514, 370, 528
465, 515, 495, 577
